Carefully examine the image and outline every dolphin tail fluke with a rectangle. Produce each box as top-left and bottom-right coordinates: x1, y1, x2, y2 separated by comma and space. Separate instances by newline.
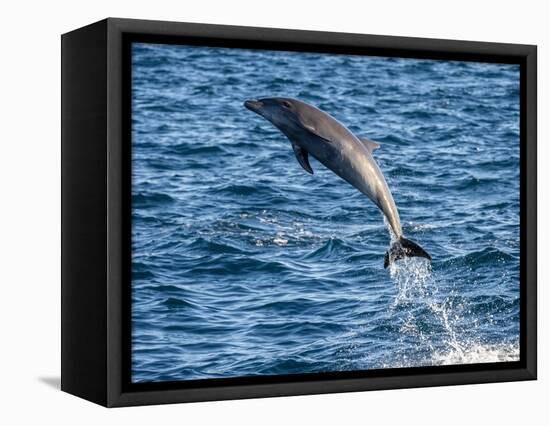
384, 236, 431, 268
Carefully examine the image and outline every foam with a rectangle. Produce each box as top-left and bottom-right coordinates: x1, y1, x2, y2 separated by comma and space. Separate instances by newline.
431, 342, 520, 365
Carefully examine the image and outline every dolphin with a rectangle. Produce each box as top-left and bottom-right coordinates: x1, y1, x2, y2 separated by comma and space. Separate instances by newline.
244, 97, 431, 268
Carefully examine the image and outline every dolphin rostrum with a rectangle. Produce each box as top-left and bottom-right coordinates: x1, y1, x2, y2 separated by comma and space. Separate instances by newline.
244, 97, 431, 268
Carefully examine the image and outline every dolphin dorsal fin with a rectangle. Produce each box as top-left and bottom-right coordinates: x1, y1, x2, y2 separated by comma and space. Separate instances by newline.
358, 137, 380, 153
291, 142, 313, 174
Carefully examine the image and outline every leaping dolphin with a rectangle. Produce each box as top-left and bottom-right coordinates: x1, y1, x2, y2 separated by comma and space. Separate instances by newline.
244, 97, 431, 268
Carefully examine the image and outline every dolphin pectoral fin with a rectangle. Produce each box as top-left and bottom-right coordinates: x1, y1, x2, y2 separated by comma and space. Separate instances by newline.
291, 143, 314, 174
358, 137, 381, 153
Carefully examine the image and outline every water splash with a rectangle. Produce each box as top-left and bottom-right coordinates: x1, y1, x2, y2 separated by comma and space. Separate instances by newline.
386, 254, 519, 366
389, 256, 432, 305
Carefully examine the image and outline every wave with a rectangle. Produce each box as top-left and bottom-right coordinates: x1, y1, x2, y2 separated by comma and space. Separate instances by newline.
213, 183, 275, 197
258, 358, 332, 376
162, 297, 196, 309
143, 284, 183, 293
246, 320, 346, 339
455, 175, 500, 190
167, 144, 226, 156
185, 236, 244, 254
132, 270, 155, 280
440, 247, 515, 269
185, 254, 290, 275
245, 297, 355, 317
302, 238, 359, 260
388, 165, 426, 178
467, 295, 519, 315
133, 192, 175, 207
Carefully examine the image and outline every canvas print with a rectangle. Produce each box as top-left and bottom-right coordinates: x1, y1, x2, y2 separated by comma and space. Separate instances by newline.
131, 42, 520, 383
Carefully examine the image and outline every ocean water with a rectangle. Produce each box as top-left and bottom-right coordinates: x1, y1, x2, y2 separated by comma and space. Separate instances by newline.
131, 43, 520, 383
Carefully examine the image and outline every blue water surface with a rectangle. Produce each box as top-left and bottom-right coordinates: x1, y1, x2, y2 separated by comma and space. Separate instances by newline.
131, 43, 520, 383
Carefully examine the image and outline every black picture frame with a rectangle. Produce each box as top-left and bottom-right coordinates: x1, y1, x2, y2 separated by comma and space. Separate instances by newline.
61, 17, 537, 407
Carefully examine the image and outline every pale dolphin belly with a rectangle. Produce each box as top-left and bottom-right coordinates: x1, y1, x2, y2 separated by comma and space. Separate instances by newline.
302, 132, 403, 237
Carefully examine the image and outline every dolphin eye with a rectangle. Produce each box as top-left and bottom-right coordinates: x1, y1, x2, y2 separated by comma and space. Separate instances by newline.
281, 100, 292, 109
